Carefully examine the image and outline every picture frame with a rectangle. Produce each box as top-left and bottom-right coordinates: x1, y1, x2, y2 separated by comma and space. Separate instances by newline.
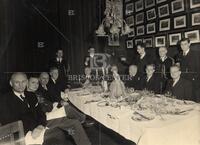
136, 12, 144, 25
155, 36, 166, 47
146, 8, 156, 21
108, 33, 120, 46
126, 16, 134, 27
143, 38, 153, 47
137, 25, 145, 36
135, 39, 143, 45
135, 0, 144, 12
147, 23, 156, 34
126, 39, 134, 48
192, 12, 200, 26
125, 3, 134, 16
159, 18, 170, 31
128, 28, 135, 37
156, 0, 166, 4
158, 4, 169, 18
169, 33, 182, 46
190, 0, 200, 8
125, 0, 131, 3
145, 0, 155, 9
184, 30, 200, 43
171, 0, 185, 14
174, 15, 186, 28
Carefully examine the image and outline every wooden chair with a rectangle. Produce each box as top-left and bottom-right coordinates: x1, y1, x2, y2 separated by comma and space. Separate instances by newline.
0, 120, 25, 145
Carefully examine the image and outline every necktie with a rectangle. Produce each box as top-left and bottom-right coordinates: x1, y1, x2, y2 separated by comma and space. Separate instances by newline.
20, 95, 30, 107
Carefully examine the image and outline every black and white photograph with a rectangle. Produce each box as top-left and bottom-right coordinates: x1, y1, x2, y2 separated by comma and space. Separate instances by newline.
169, 33, 182, 45
171, 0, 185, 14
155, 36, 166, 47
146, 8, 157, 21
137, 25, 145, 35
143, 38, 153, 47
1, 0, 200, 145
126, 15, 134, 26
126, 39, 134, 48
145, 0, 155, 8
128, 28, 135, 37
160, 18, 170, 31
147, 23, 156, 34
192, 12, 200, 26
156, 0, 167, 4
135, 38, 143, 45
190, 0, 200, 8
174, 15, 186, 28
158, 4, 169, 18
125, 2, 134, 16
135, 0, 144, 12
185, 30, 200, 43
136, 12, 144, 25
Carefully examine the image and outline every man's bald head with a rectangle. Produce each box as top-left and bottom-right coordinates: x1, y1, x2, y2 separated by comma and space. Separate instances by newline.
39, 72, 49, 86
10, 72, 28, 93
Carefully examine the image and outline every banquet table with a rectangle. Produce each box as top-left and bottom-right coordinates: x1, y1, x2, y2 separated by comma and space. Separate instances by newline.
67, 88, 200, 145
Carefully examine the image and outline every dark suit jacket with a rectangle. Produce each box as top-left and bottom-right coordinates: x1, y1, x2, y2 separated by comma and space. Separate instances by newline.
176, 50, 200, 81
134, 54, 153, 77
47, 78, 66, 102
140, 74, 161, 94
165, 78, 192, 101
125, 73, 141, 90
0, 91, 46, 133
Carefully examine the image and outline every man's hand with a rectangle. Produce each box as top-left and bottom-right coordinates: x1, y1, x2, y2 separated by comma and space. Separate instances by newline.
31, 125, 44, 139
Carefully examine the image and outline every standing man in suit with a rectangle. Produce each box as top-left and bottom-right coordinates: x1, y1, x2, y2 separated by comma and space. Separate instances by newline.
175, 38, 200, 102
1, 72, 92, 145
165, 65, 192, 101
155, 46, 174, 92
140, 64, 161, 94
125, 65, 141, 90
134, 43, 152, 77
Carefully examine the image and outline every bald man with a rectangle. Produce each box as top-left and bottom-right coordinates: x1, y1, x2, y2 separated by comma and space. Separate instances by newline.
1, 72, 92, 145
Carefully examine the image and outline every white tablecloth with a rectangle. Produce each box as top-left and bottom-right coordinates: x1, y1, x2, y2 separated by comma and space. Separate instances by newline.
68, 90, 200, 145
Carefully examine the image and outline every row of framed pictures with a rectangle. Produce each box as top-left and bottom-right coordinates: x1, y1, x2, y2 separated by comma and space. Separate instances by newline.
126, 30, 200, 48
125, 0, 200, 16
127, 12, 200, 36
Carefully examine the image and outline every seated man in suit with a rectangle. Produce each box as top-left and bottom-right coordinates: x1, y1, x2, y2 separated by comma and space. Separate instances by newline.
125, 65, 141, 90
140, 64, 161, 94
82, 67, 98, 87
37, 72, 86, 123
165, 65, 192, 101
1, 72, 91, 145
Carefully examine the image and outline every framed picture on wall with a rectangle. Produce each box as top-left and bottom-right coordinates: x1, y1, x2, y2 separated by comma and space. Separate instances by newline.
155, 36, 166, 47
192, 13, 200, 26
171, 0, 185, 14
158, 4, 169, 18
146, 8, 156, 21
135, 0, 144, 12
135, 39, 143, 45
169, 33, 182, 46
137, 25, 145, 36
174, 15, 186, 28
125, 0, 131, 3
145, 0, 155, 8
147, 23, 156, 34
190, 0, 200, 8
185, 30, 200, 43
143, 38, 153, 47
136, 12, 144, 25
126, 39, 133, 48
159, 18, 170, 31
108, 33, 120, 46
128, 28, 135, 37
156, 0, 166, 4
125, 3, 134, 16
126, 16, 134, 26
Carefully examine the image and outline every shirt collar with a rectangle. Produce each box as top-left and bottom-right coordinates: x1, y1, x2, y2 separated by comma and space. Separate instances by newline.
140, 52, 146, 59
13, 91, 25, 101
147, 74, 153, 82
51, 78, 56, 84
160, 56, 167, 62
183, 49, 190, 56
173, 77, 180, 87
56, 57, 62, 62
